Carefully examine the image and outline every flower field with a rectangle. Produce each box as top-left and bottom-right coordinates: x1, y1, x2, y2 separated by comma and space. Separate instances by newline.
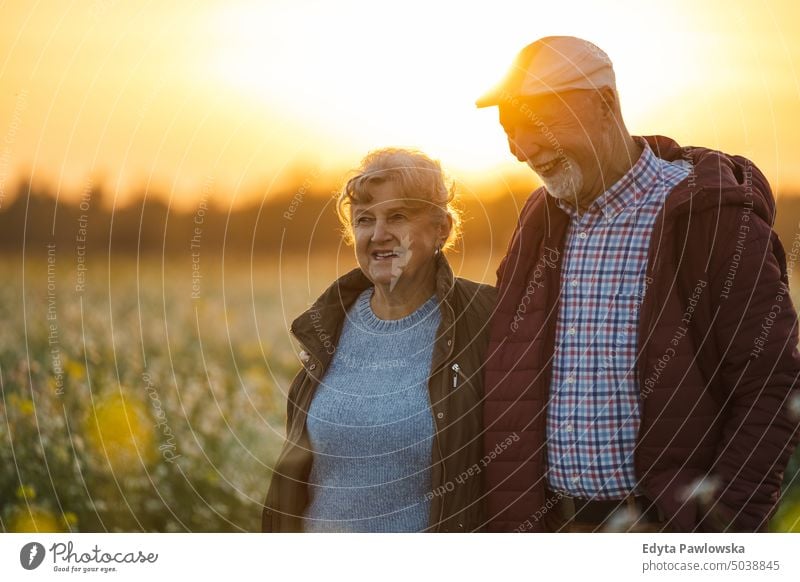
1, 253, 799, 532
0, 254, 338, 532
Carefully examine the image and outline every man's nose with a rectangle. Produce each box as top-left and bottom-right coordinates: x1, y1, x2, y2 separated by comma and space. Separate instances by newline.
507, 128, 541, 162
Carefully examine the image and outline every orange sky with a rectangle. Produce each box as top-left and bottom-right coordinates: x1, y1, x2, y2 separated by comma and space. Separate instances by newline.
1, 0, 799, 209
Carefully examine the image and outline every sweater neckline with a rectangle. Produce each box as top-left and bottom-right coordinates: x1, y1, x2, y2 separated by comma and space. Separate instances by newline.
355, 288, 439, 333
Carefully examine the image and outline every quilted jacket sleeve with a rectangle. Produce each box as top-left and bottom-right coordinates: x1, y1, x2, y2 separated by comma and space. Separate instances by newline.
706, 206, 800, 531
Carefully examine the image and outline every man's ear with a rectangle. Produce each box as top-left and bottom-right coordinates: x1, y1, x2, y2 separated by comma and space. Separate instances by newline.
596, 86, 618, 119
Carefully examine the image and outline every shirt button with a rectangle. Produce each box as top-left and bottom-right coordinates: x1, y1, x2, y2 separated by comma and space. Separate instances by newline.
436, 412, 444, 419
578, 231, 588, 239
446, 339, 452, 346
308, 363, 316, 370
565, 424, 573, 433
567, 327, 576, 335
570, 279, 578, 287
566, 375, 575, 384
572, 475, 580, 483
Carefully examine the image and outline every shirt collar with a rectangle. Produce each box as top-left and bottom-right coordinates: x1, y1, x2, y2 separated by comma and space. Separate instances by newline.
555, 137, 659, 222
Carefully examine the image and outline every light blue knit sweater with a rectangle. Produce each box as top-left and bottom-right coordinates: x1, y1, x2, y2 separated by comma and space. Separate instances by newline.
303, 288, 440, 532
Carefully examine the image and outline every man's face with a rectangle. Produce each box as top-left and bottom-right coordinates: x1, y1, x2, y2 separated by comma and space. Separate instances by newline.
498, 90, 609, 208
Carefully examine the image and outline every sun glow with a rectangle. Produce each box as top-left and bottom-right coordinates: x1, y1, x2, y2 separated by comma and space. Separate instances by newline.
201, 0, 709, 182
1, 0, 799, 204
204, 1, 515, 170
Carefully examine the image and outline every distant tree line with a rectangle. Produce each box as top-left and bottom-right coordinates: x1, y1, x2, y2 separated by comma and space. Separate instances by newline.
2, 180, 800, 261
0, 181, 529, 259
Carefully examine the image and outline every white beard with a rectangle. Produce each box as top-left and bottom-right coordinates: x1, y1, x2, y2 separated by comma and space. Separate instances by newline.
529, 155, 584, 204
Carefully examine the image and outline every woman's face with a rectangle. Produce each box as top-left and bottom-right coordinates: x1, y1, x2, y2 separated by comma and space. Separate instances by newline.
351, 180, 448, 293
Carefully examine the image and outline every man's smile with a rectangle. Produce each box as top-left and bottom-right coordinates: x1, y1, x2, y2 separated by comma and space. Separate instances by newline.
530, 157, 560, 177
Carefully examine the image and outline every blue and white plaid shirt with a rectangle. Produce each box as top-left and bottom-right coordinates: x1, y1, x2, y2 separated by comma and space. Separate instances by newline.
547, 139, 691, 499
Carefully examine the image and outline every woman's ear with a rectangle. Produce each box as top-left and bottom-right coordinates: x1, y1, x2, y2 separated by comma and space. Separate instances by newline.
440, 213, 453, 247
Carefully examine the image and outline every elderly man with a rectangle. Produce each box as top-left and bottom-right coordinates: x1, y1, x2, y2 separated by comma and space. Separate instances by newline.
478, 36, 800, 532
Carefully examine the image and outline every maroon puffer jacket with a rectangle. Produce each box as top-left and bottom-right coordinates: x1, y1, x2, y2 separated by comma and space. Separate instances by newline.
483, 135, 800, 532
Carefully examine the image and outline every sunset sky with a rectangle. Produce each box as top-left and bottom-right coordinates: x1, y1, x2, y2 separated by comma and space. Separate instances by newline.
1, 0, 799, 209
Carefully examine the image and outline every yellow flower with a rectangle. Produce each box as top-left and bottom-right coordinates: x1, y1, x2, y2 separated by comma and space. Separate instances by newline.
15, 484, 36, 500
7, 393, 34, 416
65, 359, 85, 380
84, 391, 155, 469
8, 506, 63, 533
17, 398, 35, 416
63, 512, 79, 527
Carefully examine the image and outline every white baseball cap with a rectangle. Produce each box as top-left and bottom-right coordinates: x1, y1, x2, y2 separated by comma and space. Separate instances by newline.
476, 36, 616, 108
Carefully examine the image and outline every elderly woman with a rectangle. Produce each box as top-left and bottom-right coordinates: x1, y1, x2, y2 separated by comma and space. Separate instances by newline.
261, 148, 496, 532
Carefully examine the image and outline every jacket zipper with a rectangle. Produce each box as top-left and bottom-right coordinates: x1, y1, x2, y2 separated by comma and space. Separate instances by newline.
451, 363, 469, 389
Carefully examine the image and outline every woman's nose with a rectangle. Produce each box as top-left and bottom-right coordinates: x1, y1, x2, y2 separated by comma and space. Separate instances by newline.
370, 219, 391, 242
